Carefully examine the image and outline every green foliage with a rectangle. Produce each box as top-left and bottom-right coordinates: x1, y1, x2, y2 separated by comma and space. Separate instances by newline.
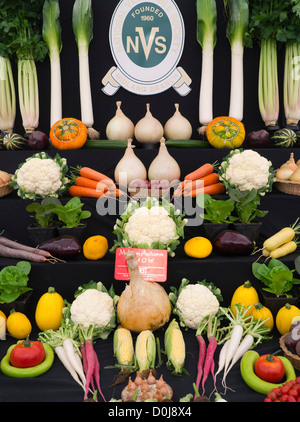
26, 197, 62, 227
51, 197, 91, 228
228, 188, 268, 223
198, 193, 236, 224
252, 258, 300, 297
247, 0, 300, 44
0, 0, 47, 60
0, 261, 32, 303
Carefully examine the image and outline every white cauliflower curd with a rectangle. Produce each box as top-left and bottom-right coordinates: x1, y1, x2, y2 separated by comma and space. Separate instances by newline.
175, 284, 220, 329
11, 152, 69, 199
110, 197, 186, 257
219, 149, 274, 195
70, 289, 114, 329
17, 158, 62, 196
124, 205, 177, 246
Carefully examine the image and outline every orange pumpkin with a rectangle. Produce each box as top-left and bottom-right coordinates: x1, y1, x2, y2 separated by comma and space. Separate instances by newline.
50, 118, 87, 150
206, 116, 245, 149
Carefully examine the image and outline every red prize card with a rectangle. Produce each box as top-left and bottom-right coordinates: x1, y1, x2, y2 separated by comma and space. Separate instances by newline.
114, 247, 168, 282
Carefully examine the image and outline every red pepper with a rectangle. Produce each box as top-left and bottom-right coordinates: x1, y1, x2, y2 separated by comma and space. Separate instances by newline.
10, 336, 45, 368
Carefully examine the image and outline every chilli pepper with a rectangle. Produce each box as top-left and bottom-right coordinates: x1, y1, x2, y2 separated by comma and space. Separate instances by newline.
10, 336, 46, 368
0, 342, 54, 378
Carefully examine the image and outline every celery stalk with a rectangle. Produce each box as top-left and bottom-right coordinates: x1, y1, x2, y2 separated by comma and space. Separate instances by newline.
284, 41, 300, 126
0, 56, 16, 133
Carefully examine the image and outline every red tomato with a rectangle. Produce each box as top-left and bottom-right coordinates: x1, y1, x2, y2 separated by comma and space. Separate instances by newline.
10, 337, 45, 368
254, 354, 285, 383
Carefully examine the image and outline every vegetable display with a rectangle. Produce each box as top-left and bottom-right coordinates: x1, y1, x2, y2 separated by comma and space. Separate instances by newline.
1, 0, 300, 406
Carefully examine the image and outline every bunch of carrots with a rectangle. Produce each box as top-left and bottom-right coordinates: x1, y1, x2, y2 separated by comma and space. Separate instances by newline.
69, 166, 124, 199
174, 162, 225, 198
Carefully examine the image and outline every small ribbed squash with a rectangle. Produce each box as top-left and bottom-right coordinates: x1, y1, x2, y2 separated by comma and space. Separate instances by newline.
251, 302, 274, 331
230, 280, 259, 317
206, 116, 245, 149
49, 117, 87, 150
35, 287, 65, 331
275, 303, 300, 335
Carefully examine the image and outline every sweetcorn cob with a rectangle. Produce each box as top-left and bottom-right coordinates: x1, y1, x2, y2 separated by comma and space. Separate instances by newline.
113, 327, 134, 366
164, 319, 186, 374
135, 330, 156, 372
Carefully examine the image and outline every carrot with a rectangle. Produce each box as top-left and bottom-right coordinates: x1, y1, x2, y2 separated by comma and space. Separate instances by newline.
79, 167, 114, 187
183, 173, 220, 196
186, 182, 226, 197
263, 218, 300, 252
268, 240, 298, 259
0, 244, 49, 262
75, 177, 108, 193
184, 162, 217, 181
173, 180, 192, 198
0, 236, 51, 257
69, 185, 106, 198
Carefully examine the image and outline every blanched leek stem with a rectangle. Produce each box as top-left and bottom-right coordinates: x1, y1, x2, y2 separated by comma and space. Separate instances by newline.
258, 39, 279, 127
229, 41, 244, 121
284, 41, 300, 126
199, 44, 214, 135
18, 58, 39, 133
78, 48, 94, 130
50, 53, 62, 127
0, 56, 16, 132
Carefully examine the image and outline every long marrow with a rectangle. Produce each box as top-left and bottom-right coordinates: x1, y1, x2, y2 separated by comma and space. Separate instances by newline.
165, 139, 212, 148
83, 140, 128, 149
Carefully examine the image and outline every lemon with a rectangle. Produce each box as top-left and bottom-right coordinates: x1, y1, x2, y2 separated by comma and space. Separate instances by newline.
83, 235, 109, 260
184, 236, 213, 258
6, 311, 32, 339
0, 310, 7, 321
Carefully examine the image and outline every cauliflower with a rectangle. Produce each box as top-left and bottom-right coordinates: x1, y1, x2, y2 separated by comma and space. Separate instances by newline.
219, 149, 274, 195
169, 279, 222, 330
110, 197, 186, 257
124, 206, 177, 246
11, 152, 69, 199
70, 288, 114, 329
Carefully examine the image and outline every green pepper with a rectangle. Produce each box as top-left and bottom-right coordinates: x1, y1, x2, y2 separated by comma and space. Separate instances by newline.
240, 350, 296, 395
0, 343, 54, 378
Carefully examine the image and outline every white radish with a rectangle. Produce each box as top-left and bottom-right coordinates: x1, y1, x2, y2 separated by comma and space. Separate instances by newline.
222, 333, 254, 385
214, 339, 230, 380
63, 339, 86, 387
222, 324, 243, 388
55, 346, 85, 391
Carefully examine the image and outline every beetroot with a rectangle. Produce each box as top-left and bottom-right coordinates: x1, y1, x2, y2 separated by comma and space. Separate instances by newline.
214, 230, 254, 255
28, 131, 49, 150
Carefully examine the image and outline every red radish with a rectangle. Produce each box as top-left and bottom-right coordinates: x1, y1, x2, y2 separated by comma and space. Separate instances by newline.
201, 316, 218, 396
194, 317, 208, 400
93, 349, 106, 402
84, 339, 95, 401
81, 341, 95, 391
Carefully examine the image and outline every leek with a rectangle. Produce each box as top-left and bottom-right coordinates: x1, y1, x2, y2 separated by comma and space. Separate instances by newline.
0, 55, 16, 133
225, 0, 249, 122
72, 0, 99, 139
42, 0, 62, 128
196, 0, 217, 136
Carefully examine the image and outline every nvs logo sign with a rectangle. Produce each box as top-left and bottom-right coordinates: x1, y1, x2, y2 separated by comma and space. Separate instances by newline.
102, 0, 191, 96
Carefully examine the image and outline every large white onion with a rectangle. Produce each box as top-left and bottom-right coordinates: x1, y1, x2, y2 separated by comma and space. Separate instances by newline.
148, 137, 181, 183
106, 101, 135, 141
164, 104, 192, 140
134, 103, 164, 144
114, 138, 147, 187
117, 251, 171, 332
